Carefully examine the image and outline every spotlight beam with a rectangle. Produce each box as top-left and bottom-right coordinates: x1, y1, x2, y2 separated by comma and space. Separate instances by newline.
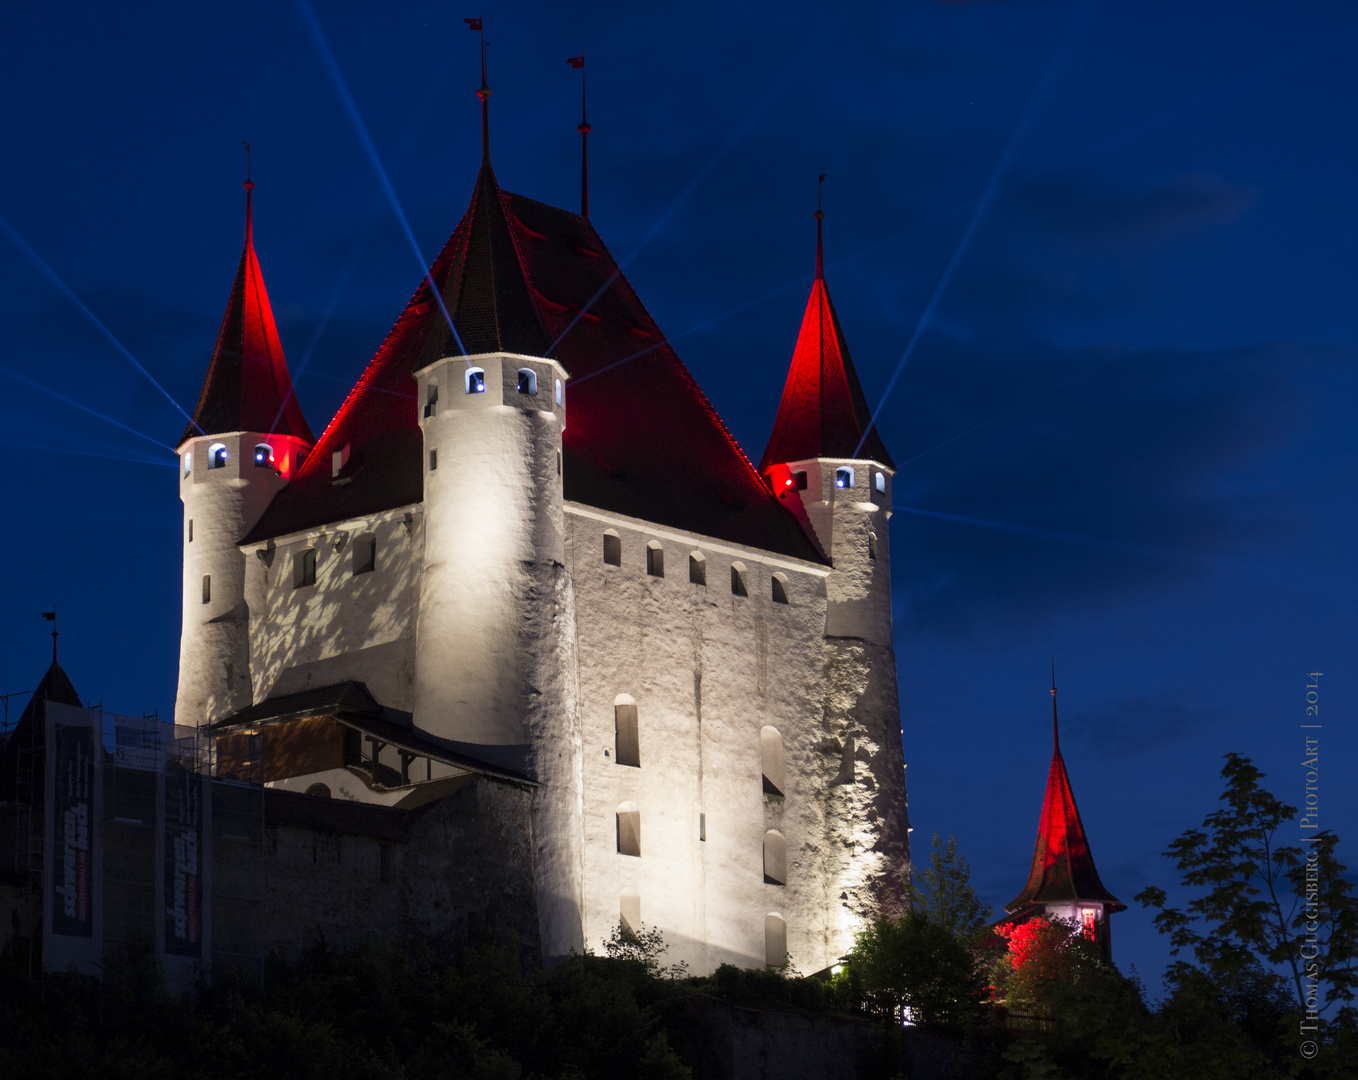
892, 503, 1173, 560
854, 0, 1100, 459
0, 215, 198, 432
292, 0, 467, 358
0, 363, 176, 454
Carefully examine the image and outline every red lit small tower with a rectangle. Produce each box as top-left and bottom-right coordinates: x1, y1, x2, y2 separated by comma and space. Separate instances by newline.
1000, 672, 1125, 958
175, 176, 313, 727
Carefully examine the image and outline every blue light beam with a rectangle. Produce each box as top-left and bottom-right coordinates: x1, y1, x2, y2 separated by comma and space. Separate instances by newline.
292, 0, 466, 358
0, 215, 198, 432
854, 0, 1102, 459
0, 363, 176, 454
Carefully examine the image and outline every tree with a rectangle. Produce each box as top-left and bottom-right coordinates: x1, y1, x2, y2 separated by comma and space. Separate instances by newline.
991, 915, 1106, 1019
1135, 753, 1358, 1016
846, 910, 989, 1030
910, 831, 994, 943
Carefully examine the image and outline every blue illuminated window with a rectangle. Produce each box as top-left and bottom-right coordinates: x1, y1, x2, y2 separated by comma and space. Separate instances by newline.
254, 443, 274, 468
517, 368, 538, 395
465, 367, 485, 394
209, 443, 228, 469
835, 466, 854, 490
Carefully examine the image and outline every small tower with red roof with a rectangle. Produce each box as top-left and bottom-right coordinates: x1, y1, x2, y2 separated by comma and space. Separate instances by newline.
1000, 671, 1125, 958
175, 172, 313, 727
760, 201, 896, 646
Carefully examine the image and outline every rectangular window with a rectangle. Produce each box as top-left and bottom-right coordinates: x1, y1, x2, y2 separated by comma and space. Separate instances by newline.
353, 534, 376, 576
429, 449, 438, 471
616, 810, 641, 857
201, 575, 211, 604
294, 549, 317, 589
188, 519, 193, 542
699, 813, 706, 842
615, 703, 640, 768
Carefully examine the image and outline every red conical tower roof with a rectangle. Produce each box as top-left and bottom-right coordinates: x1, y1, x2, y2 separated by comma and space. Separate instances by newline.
759, 209, 893, 473
1006, 677, 1125, 913
179, 178, 313, 447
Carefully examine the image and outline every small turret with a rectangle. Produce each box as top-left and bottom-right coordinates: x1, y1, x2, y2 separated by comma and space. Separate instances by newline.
176, 172, 313, 727
759, 199, 895, 643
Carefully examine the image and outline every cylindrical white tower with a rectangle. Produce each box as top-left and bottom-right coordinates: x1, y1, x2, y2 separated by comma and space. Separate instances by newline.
176, 433, 309, 726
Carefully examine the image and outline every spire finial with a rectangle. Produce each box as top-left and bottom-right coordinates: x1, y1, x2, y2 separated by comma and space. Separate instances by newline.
467, 17, 490, 163
242, 141, 255, 242
1050, 658, 1061, 757
814, 173, 826, 279
568, 54, 589, 218
41, 607, 57, 665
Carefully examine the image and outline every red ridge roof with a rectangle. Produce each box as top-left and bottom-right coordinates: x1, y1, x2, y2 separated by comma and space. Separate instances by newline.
242, 164, 821, 563
1006, 693, 1124, 913
180, 183, 314, 447
759, 218, 893, 473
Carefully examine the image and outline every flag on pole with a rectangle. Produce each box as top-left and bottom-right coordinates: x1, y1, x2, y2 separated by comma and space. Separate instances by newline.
465, 17, 482, 31
41, 611, 56, 621
567, 55, 585, 69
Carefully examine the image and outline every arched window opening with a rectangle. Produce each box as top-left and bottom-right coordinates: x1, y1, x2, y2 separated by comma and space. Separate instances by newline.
254, 443, 274, 468
305, 783, 332, 798
614, 696, 639, 768
792, 470, 808, 491
424, 381, 439, 418
465, 367, 486, 394
603, 531, 622, 566
616, 802, 641, 857
620, 888, 641, 934
294, 548, 317, 589
771, 573, 789, 605
353, 533, 376, 576
760, 727, 786, 797
868, 532, 878, 561
874, 471, 886, 495
555, 378, 564, 406
201, 575, 211, 604
835, 466, 855, 490
182, 452, 192, 477
763, 831, 787, 886
689, 552, 706, 586
646, 541, 664, 578
517, 368, 538, 396
208, 443, 228, 469
765, 914, 788, 968
730, 561, 748, 597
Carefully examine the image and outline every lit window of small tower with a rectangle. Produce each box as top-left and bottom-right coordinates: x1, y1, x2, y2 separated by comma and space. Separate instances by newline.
208, 443, 228, 469
835, 466, 854, 489
616, 802, 641, 857
689, 551, 706, 586
254, 443, 274, 468
771, 573, 789, 604
182, 452, 192, 477
517, 368, 538, 395
645, 541, 664, 577
465, 367, 485, 394
874, 471, 886, 495
555, 378, 563, 406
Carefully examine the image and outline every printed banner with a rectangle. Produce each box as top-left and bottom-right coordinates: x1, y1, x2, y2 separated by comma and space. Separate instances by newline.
50, 723, 94, 937
163, 761, 203, 957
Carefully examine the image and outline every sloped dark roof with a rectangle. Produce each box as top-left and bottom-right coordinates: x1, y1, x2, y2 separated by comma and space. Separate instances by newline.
179, 184, 313, 447
1006, 701, 1124, 913
242, 165, 822, 563
0, 659, 83, 801
759, 218, 894, 473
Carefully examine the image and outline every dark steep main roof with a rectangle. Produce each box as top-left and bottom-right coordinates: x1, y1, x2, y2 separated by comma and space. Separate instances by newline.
243, 165, 822, 563
181, 184, 313, 447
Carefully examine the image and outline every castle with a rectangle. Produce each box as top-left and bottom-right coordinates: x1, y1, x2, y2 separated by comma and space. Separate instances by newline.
14, 76, 907, 976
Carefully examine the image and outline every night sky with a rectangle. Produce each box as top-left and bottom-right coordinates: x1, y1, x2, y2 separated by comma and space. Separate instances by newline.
2, 1, 1355, 994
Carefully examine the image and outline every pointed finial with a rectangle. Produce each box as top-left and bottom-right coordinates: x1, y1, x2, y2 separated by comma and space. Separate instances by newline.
568, 54, 590, 218
1050, 658, 1061, 757
41, 607, 58, 665
467, 17, 491, 163
242, 141, 255, 242
814, 173, 827, 279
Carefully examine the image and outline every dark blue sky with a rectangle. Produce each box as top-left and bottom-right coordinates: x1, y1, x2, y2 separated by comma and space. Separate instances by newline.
2, 0, 1354, 992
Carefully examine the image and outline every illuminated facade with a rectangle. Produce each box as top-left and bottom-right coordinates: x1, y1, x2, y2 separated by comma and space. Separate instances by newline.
174, 114, 909, 974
